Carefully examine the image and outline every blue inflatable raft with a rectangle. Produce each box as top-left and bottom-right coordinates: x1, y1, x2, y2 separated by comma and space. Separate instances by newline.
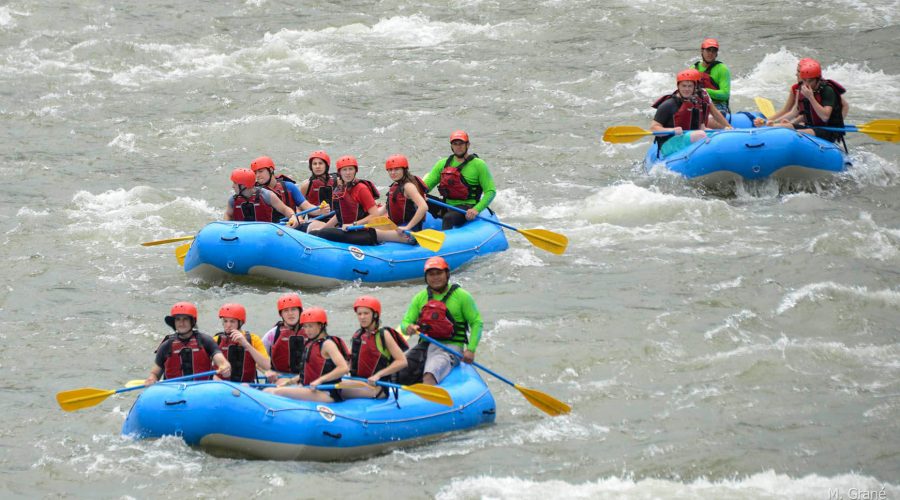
121, 364, 496, 461
645, 113, 851, 185
182, 213, 509, 287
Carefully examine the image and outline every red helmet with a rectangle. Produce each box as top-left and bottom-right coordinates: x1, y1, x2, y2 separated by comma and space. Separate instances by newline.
385, 154, 409, 170
450, 130, 469, 143
701, 38, 719, 49
165, 301, 198, 329
300, 307, 328, 325
353, 295, 382, 316
308, 150, 331, 172
277, 293, 303, 312
250, 156, 275, 172
218, 303, 247, 324
424, 256, 449, 272
336, 155, 358, 170
676, 68, 702, 83
798, 58, 822, 79
230, 168, 256, 188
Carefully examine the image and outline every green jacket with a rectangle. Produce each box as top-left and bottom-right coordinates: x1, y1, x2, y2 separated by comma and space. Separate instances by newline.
401, 285, 484, 352
423, 155, 497, 212
694, 60, 731, 105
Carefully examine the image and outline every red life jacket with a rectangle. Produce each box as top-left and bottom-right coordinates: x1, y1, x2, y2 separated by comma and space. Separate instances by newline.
333, 179, 381, 225
417, 284, 468, 343
231, 188, 274, 222
304, 174, 337, 206
438, 154, 482, 202
162, 332, 214, 380
269, 321, 307, 373
266, 176, 296, 209
694, 61, 721, 91
215, 331, 257, 383
651, 91, 711, 131
387, 176, 428, 227
793, 80, 846, 127
350, 327, 409, 379
301, 335, 351, 386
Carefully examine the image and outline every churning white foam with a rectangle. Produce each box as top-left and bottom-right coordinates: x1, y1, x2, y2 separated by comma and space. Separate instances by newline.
776, 282, 900, 315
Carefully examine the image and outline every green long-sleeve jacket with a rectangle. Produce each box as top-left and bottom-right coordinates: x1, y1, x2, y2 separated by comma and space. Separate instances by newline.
400, 285, 484, 353
694, 60, 731, 105
423, 155, 497, 213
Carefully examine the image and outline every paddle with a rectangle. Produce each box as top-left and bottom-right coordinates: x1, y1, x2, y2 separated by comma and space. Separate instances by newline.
175, 242, 190, 266
343, 376, 454, 406
347, 217, 446, 252
420, 335, 571, 416
141, 235, 195, 247
56, 370, 218, 412
754, 96, 776, 119
427, 198, 567, 255
811, 120, 900, 142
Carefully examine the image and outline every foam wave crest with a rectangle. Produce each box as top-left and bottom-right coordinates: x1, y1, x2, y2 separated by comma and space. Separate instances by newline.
776, 282, 900, 315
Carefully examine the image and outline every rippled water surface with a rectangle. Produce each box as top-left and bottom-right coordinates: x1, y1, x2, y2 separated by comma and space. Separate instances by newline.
1, 1, 898, 498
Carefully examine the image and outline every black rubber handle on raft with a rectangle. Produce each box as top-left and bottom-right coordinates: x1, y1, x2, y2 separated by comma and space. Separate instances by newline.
322, 431, 342, 439
352, 269, 369, 276
164, 400, 187, 406
221, 236, 238, 242
744, 142, 766, 148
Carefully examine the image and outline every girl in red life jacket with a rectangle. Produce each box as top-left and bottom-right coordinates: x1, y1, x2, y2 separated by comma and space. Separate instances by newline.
306, 156, 380, 233
299, 150, 337, 208
650, 69, 709, 156
262, 293, 308, 384
340, 296, 408, 400
224, 168, 301, 227
264, 308, 350, 403
371, 154, 428, 245
214, 303, 271, 383
755, 58, 849, 127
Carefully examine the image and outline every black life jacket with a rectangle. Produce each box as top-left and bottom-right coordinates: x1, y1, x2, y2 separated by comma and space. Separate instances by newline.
350, 327, 409, 379
231, 188, 274, 222
301, 335, 351, 386
159, 331, 214, 380
214, 331, 257, 383
438, 154, 482, 202
416, 284, 468, 344
387, 176, 428, 228
333, 179, 381, 225
269, 321, 307, 374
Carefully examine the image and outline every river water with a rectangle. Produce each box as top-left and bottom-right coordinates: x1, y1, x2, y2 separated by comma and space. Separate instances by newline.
2, 0, 899, 498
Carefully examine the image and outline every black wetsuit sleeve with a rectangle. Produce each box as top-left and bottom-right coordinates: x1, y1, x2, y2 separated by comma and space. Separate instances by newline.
154, 338, 172, 368
653, 98, 678, 127
197, 333, 223, 357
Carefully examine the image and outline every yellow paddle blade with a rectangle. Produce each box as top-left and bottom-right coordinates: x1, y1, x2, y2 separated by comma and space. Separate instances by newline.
364, 216, 397, 229
56, 388, 115, 412
411, 229, 445, 252
124, 379, 145, 388
865, 119, 900, 129
514, 384, 571, 417
403, 383, 454, 407
754, 97, 776, 119
175, 242, 191, 266
518, 228, 568, 255
859, 126, 900, 142
141, 235, 195, 246
602, 125, 653, 144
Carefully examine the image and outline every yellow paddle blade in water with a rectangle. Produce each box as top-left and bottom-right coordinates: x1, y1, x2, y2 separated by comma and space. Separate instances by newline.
141, 235, 195, 246
754, 97, 776, 119
518, 228, 568, 255
402, 383, 454, 407
602, 125, 654, 143
124, 379, 145, 388
175, 242, 190, 266
411, 229, 445, 252
514, 384, 572, 416
56, 388, 116, 412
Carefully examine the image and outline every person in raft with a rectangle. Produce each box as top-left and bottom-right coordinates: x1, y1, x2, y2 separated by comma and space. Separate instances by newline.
298, 150, 338, 208
370, 154, 429, 244
340, 295, 409, 399
262, 293, 308, 384
754, 58, 849, 142
398, 256, 483, 386
224, 168, 301, 227
423, 130, 497, 230
264, 308, 351, 402
144, 302, 232, 386
307, 155, 382, 244
250, 155, 329, 221
649, 69, 710, 156
212, 303, 270, 383
694, 38, 731, 115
